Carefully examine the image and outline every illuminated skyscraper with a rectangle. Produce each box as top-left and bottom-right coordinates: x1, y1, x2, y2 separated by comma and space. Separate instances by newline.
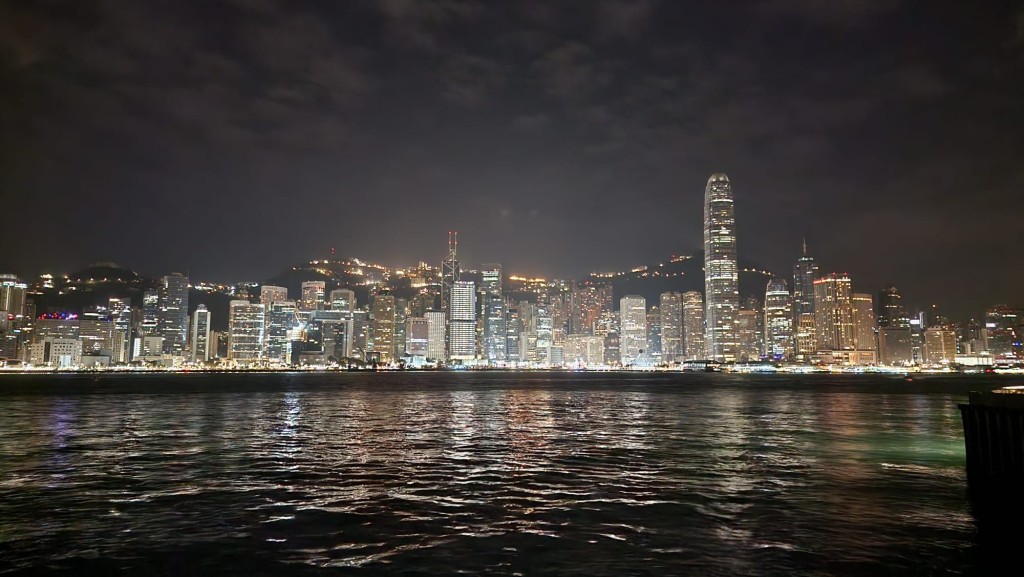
141, 289, 160, 335
878, 327, 913, 365
260, 285, 288, 307
228, 300, 265, 361
984, 305, 1022, 358
813, 273, 854, 351
406, 317, 429, 356
764, 278, 793, 360
505, 299, 521, 363
682, 291, 705, 360
330, 289, 355, 313
159, 273, 189, 355
703, 173, 739, 362
619, 295, 647, 365
877, 285, 910, 328
190, 305, 211, 362
571, 283, 613, 336
924, 326, 957, 364
660, 292, 683, 363
79, 313, 115, 355
266, 300, 298, 364
852, 293, 876, 353
441, 232, 460, 357
646, 306, 661, 359
371, 290, 396, 363
449, 281, 476, 360
426, 311, 446, 360
737, 309, 760, 362
481, 264, 506, 363
792, 239, 818, 321
300, 281, 326, 311
0, 275, 27, 320
794, 313, 816, 358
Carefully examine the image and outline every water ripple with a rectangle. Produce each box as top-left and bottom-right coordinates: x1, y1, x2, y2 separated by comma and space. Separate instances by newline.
0, 372, 1002, 576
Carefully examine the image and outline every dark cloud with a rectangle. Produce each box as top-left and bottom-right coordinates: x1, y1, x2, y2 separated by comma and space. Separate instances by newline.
1, 0, 1022, 318
759, 0, 905, 26
595, 0, 657, 40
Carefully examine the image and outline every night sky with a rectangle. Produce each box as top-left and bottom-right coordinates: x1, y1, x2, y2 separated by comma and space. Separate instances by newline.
1, 0, 1022, 318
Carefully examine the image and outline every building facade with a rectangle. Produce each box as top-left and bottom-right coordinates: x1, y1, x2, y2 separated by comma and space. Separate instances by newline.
619, 295, 647, 365
159, 273, 189, 355
813, 273, 854, 351
682, 291, 705, 360
764, 278, 793, 360
703, 173, 739, 362
660, 292, 683, 363
228, 300, 265, 361
449, 281, 476, 360
190, 305, 211, 362
481, 264, 506, 363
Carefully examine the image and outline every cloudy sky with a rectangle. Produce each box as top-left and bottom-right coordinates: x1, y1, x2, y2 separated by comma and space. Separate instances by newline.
1, 0, 1022, 317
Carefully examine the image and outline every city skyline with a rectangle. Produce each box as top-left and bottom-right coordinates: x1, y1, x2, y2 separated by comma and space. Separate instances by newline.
1, 2, 1023, 320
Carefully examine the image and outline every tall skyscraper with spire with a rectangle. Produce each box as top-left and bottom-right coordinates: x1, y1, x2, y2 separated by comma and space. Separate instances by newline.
792, 239, 818, 319
792, 239, 819, 360
703, 173, 739, 362
441, 232, 460, 359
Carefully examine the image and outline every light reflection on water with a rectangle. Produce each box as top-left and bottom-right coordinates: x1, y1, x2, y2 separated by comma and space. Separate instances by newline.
0, 372, 1005, 576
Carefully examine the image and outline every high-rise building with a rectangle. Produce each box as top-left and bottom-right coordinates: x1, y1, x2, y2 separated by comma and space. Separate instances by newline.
659, 292, 683, 364
682, 291, 705, 360
441, 232, 460, 357
564, 334, 605, 367
300, 281, 326, 311
813, 273, 854, 351
351, 310, 370, 360
878, 327, 913, 366
159, 273, 189, 355
266, 300, 298, 364
504, 299, 521, 363
792, 239, 818, 321
984, 305, 1022, 358
924, 326, 957, 364
426, 311, 446, 360
877, 285, 910, 328
108, 297, 133, 363
79, 314, 115, 355
406, 317, 429, 357
260, 285, 288, 307
619, 295, 647, 365
570, 283, 613, 335
393, 298, 408, 360
34, 317, 80, 342
481, 264, 506, 363
794, 313, 816, 359
0, 275, 27, 320
330, 289, 356, 313
764, 278, 793, 360
449, 281, 476, 360
371, 290, 396, 363
737, 309, 760, 362
228, 300, 265, 361
191, 305, 211, 362
141, 289, 160, 336
852, 293, 876, 353
703, 173, 739, 362
646, 306, 661, 360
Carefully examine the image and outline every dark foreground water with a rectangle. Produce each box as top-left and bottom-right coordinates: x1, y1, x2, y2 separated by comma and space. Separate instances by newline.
0, 372, 1018, 576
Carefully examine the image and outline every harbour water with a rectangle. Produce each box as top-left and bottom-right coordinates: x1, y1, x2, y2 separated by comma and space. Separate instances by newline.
0, 372, 1014, 575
